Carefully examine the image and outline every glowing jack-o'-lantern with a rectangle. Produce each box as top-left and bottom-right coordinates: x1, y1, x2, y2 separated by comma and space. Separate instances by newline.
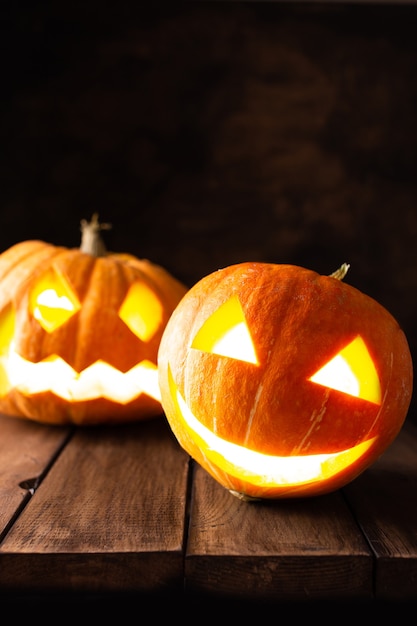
0, 214, 187, 425
158, 262, 413, 499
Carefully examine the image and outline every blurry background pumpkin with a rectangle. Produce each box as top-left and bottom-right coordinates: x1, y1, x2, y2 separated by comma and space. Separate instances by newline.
0, 214, 187, 425
158, 262, 413, 499
2, 3, 416, 421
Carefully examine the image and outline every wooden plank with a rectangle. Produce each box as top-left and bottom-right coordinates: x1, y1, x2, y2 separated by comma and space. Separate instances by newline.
185, 462, 373, 602
0, 416, 190, 594
344, 420, 417, 601
0, 413, 71, 538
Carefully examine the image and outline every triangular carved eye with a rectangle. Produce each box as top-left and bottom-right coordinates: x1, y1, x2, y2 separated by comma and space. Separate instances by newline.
191, 296, 258, 364
309, 336, 381, 405
119, 282, 163, 341
29, 268, 81, 332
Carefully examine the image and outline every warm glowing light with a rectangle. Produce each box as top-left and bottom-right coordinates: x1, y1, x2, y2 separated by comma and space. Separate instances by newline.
0, 304, 15, 394
0, 344, 161, 403
309, 336, 381, 404
0, 278, 164, 404
0, 304, 15, 355
191, 296, 258, 364
119, 282, 163, 341
168, 366, 376, 488
29, 267, 81, 332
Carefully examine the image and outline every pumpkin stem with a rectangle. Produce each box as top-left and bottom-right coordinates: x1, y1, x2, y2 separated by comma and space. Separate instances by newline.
80, 213, 112, 257
330, 263, 350, 281
229, 489, 262, 502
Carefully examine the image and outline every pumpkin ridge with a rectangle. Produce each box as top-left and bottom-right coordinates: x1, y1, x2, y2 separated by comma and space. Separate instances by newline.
0, 242, 65, 308
113, 253, 188, 309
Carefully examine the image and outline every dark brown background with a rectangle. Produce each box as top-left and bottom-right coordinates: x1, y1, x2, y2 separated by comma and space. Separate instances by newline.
2, 1, 417, 419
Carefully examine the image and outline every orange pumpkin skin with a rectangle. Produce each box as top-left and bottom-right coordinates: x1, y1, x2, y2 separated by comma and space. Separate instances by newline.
0, 228, 187, 425
158, 262, 413, 499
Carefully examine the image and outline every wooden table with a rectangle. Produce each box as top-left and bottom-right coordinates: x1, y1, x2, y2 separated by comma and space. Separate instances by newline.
1, 410, 417, 613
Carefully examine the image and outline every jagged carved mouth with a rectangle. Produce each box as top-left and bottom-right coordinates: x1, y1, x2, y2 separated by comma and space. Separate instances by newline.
0, 346, 161, 404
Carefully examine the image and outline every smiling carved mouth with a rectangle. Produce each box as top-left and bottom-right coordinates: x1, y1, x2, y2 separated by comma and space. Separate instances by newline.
168, 366, 376, 488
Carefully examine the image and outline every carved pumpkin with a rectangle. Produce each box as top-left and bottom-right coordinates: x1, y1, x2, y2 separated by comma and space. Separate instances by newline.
158, 262, 413, 499
0, 214, 187, 425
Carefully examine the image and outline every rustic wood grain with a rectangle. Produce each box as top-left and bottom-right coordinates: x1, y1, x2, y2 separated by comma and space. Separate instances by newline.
344, 421, 417, 601
185, 461, 372, 601
0, 416, 190, 593
0, 413, 71, 538
1, 412, 417, 607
